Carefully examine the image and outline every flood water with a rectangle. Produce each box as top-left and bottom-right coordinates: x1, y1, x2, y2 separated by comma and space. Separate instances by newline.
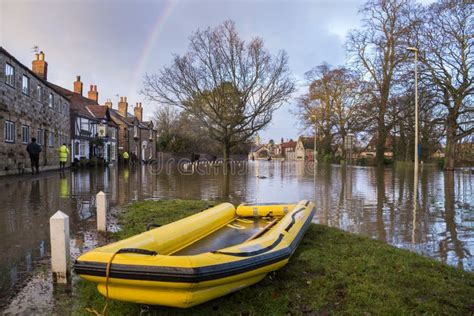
0, 161, 472, 308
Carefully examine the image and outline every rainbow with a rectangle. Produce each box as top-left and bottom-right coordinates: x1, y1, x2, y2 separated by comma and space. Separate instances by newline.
129, 0, 178, 98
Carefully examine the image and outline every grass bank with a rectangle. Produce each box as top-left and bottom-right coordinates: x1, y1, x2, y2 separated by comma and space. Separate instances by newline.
73, 200, 474, 315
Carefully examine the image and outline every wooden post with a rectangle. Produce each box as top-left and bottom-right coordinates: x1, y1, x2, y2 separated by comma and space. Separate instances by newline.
50, 211, 70, 283
96, 191, 107, 232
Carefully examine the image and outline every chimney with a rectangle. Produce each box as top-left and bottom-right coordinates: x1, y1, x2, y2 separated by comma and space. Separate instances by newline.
32, 51, 48, 81
134, 102, 143, 121
74, 76, 83, 95
88, 85, 98, 102
118, 97, 128, 117
104, 98, 113, 109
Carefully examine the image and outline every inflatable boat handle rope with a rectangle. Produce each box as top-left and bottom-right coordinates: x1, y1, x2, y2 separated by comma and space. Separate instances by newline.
85, 248, 157, 316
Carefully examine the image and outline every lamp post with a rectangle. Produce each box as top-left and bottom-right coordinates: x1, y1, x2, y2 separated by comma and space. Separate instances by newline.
407, 47, 419, 172
407, 46, 419, 244
310, 115, 317, 164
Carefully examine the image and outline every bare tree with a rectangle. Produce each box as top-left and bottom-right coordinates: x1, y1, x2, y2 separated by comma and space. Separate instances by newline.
298, 64, 365, 160
347, 0, 418, 166
142, 20, 295, 172
417, 0, 473, 170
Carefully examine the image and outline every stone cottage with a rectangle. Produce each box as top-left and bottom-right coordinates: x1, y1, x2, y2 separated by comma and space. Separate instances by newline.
108, 98, 157, 163
0, 48, 70, 175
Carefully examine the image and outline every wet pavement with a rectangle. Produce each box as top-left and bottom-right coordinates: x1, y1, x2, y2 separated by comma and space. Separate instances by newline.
0, 161, 472, 313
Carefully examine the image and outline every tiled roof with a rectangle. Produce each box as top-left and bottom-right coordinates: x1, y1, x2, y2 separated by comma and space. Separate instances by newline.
86, 105, 119, 127
48, 83, 97, 119
0, 46, 69, 103
280, 141, 297, 149
109, 109, 153, 130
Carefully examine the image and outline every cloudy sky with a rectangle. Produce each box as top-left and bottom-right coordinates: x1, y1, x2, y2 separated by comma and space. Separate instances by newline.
2, 0, 386, 142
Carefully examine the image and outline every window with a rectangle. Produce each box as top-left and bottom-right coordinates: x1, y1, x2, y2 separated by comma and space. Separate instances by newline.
111, 128, 116, 139
149, 128, 153, 140
48, 93, 53, 108
5, 63, 14, 87
80, 118, 89, 131
4, 121, 15, 143
49, 131, 54, 147
133, 126, 138, 138
36, 85, 42, 102
22, 75, 29, 95
111, 143, 116, 161
37, 129, 43, 145
21, 125, 29, 144
79, 143, 86, 156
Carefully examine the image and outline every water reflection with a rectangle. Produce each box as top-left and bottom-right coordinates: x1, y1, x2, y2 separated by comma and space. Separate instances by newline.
0, 162, 472, 307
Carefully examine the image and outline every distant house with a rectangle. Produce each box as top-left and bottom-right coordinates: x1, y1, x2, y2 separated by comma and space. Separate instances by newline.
359, 135, 398, 158
50, 79, 100, 162
86, 104, 119, 162
431, 148, 445, 159
248, 144, 270, 160
296, 136, 315, 160
108, 98, 157, 162
280, 140, 297, 160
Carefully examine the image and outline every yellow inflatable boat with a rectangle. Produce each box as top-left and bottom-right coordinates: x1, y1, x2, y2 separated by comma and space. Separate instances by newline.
74, 200, 315, 308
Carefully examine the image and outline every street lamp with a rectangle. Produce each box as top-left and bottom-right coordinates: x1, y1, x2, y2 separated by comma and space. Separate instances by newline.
407, 46, 419, 244
407, 47, 419, 171
310, 114, 317, 164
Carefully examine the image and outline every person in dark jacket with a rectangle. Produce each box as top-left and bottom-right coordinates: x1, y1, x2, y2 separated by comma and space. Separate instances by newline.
26, 138, 42, 175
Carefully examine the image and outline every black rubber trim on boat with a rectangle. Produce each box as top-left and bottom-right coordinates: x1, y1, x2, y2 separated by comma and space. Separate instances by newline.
74, 207, 316, 283
213, 234, 285, 257
284, 207, 305, 232
116, 248, 157, 256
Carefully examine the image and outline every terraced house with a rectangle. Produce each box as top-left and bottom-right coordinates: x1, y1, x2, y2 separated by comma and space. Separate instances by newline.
108, 97, 157, 163
0, 48, 70, 175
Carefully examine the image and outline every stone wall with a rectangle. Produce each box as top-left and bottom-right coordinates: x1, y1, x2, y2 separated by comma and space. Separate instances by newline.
0, 51, 70, 175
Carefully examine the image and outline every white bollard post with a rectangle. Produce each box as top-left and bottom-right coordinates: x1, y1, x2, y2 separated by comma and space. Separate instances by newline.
96, 191, 107, 232
50, 211, 70, 284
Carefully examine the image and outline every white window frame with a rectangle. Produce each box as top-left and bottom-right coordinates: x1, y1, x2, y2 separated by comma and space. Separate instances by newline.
49, 131, 54, 147
111, 128, 116, 140
48, 93, 53, 108
22, 75, 29, 95
133, 126, 138, 138
37, 85, 42, 102
79, 142, 86, 156
80, 117, 89, 132
110, 143, 116, 161
37, 129, 43, 145
21, 125, 29, 144
5, 63, 14, 87
4, 121, 15, 143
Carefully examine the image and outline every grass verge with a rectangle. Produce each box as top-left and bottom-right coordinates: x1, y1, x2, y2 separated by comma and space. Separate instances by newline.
73, 199, 474, 315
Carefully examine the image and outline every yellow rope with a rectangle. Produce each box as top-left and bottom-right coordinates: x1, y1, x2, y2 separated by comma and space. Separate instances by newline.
85, 250, 120, 316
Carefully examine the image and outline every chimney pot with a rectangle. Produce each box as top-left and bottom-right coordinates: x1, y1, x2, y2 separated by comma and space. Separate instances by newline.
118, 96, 128, 117
32, 51, 48, 81
88, 84, 98, 102
73, 75, 83, 95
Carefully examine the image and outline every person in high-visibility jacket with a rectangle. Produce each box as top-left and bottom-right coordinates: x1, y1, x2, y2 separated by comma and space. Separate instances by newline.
123, 151, 130, 166
59, 143, 69, 172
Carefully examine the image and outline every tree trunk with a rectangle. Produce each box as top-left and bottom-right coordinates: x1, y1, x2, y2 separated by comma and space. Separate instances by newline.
222, 141, 230, 175
444, 113, 456, 171
376, 126, 386, 167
